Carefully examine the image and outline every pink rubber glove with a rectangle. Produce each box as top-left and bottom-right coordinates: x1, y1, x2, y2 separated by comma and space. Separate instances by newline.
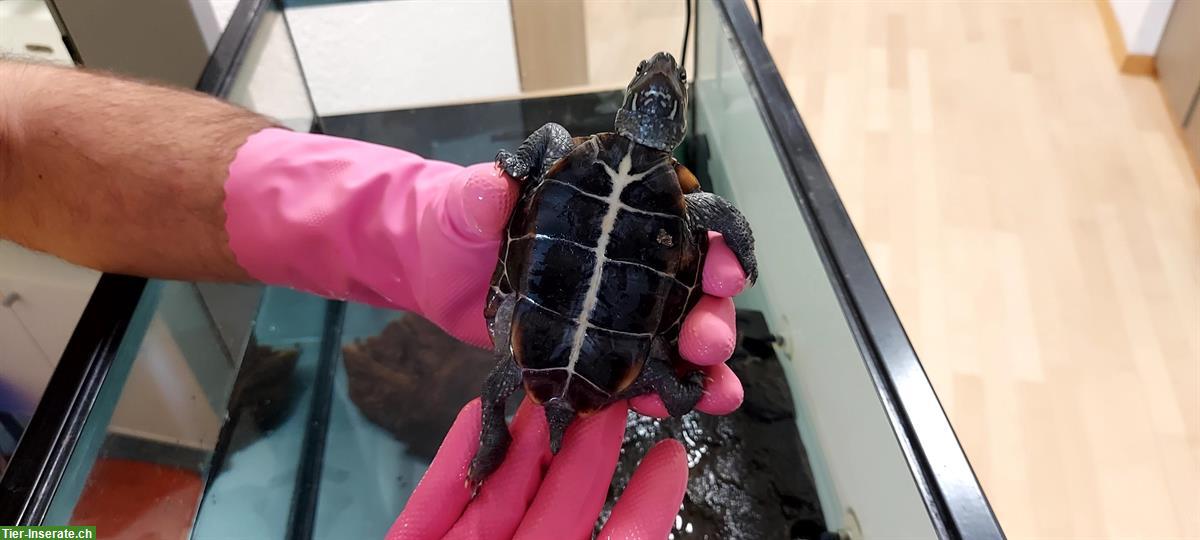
224, 128, 750, 418
387, 397, 687, 540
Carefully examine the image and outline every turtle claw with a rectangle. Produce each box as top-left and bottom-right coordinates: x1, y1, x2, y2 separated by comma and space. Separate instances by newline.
465, 470, 483, 498
466, 454, 494, 492
466, 456, 494, 497
663, 370, 705, 418
495, 149, 530, 179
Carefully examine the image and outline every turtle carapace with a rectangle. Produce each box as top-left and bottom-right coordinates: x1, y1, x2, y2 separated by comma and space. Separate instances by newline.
469, 51, 757, 488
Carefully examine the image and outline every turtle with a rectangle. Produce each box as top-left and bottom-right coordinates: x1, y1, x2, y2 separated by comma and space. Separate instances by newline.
468, 51, 758, 488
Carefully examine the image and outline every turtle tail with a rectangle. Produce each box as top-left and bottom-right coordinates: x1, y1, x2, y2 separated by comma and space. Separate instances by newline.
543, 399, 576, 455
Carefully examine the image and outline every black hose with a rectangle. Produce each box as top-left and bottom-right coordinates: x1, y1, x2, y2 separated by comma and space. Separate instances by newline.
684, 0, 763, 67
681, 0, 692, 68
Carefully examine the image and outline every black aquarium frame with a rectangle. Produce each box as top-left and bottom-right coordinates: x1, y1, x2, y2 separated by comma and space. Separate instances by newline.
1, 0, 1003, 538
709, 0, 1005, 538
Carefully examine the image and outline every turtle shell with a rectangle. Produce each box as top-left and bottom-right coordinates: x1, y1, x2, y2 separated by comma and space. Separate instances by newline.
485, 133, 707, 415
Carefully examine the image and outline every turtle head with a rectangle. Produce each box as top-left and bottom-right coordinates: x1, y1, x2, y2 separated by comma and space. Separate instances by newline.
616, 51, 688, 151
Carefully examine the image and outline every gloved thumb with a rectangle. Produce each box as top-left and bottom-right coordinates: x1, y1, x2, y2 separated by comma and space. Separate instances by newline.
445, 163, 520, 244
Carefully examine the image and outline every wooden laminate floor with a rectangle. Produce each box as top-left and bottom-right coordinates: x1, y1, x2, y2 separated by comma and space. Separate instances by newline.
763, 1, 1199, 538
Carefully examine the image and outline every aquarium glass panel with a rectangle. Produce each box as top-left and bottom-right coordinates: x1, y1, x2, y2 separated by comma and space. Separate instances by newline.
691, 0, 939, 537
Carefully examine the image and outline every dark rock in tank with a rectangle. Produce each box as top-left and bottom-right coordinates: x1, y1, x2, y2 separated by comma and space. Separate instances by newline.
342, 315, 495, 460
224, 338, 300, 454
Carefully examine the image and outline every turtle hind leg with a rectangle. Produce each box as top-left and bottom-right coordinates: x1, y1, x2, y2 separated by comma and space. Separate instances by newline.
621, 339, 704, 418
496, 122, 574, 181
543, 398, 576, 455
468, 294, 522, 490
685, 192, 758, 283
467, 356, 522, 489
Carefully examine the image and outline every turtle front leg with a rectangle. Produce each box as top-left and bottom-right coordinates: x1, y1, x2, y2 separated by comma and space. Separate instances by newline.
621, 339, 704, 417
496, 122, 574, 181
685, 192, 758, 283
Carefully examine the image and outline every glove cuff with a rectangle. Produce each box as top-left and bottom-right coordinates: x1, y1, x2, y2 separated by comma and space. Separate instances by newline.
223, 128, 462, 310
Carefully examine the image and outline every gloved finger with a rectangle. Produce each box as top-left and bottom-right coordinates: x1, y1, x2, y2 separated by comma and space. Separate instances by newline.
679, 295, 736, 366
701, 232, 748, 298
386, 399, 482, 540
419, 163, 519, 348
629, 362, 744, 418
514, 402, 629, 540
596, 439, 688, 540
445, 398, 553, 540
444, 163, 520, 245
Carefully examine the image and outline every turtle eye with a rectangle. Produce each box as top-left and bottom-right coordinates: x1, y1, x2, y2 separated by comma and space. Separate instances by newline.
680, 69, 687, 83
637, 61, 647, 74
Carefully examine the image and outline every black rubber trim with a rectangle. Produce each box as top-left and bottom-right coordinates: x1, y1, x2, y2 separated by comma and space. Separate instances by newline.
39, 0, 82, 65
195, 0, 273, 98
276, 4, 326, 136
0, 0, 270, 525
710, 0, 1006, 538
0, 415, 23, 446
0, 275, 146, 524
285, 301, 345, 540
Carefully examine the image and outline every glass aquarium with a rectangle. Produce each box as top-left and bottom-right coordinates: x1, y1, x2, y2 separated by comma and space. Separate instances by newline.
0, 0, 1003, 539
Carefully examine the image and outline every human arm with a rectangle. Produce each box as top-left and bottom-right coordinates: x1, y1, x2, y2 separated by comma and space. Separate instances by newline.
0, 59, 748, 375
0, 59, 273, 280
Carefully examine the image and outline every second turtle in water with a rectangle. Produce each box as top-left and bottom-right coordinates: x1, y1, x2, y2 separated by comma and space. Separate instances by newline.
469, 51, 758, 487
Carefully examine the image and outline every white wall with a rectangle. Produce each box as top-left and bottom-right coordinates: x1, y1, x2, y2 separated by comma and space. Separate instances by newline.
190, 0, 239, 50
1110, 0, 1177, 55
184, 0, 524, 116
285, 0, 521, 116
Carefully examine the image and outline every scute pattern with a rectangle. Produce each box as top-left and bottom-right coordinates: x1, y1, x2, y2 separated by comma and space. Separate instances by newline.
618, 165, 687, 213
590, 262, 673, 333
530, 182, 608, 246
605, 209, 685, 273
577, 329, 650, 391
516, 237, 596, 316
488, 133, 707, 411
511, 298, 574, 370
